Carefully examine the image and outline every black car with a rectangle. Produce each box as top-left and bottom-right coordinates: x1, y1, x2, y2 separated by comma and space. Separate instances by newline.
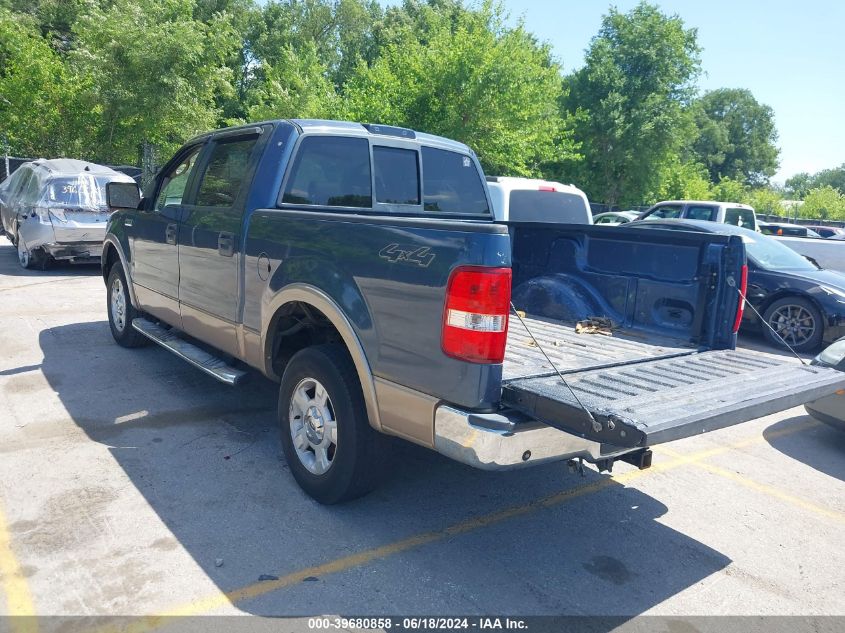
630, 219, 845, 352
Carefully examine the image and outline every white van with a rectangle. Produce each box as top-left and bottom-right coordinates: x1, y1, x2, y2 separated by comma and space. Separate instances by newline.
486, 177, 593, 224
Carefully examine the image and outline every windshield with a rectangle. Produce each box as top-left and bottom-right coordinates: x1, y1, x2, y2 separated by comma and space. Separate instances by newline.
43, 175, 113, 209
742, 233, 817, 271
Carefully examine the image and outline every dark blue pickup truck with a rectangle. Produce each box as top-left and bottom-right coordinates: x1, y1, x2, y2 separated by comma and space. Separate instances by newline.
101, 119, 845, 503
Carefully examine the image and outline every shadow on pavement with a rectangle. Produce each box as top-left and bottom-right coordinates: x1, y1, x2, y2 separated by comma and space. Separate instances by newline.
32, 320, 732, 617
764, 415, 845, 483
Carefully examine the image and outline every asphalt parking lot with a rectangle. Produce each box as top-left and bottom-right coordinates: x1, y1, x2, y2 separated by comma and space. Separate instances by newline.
1, 237, 844, 621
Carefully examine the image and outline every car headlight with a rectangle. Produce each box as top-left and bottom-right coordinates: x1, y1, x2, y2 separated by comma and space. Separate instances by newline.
817, 338, 845, 366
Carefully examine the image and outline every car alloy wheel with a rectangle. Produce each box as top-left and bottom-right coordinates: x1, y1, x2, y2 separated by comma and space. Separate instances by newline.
110, 276, 127, 333
767, 303, 816, 347
288, 377, 338, 475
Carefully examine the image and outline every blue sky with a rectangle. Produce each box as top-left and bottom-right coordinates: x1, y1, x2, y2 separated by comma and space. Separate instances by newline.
499, 0, 845, 183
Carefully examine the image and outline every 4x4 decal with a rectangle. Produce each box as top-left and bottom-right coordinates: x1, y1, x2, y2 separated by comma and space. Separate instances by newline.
379, 243, 435, 268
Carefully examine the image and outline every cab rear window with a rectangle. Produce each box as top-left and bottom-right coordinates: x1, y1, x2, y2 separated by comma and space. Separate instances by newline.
725, 207, 756, 229
421, 147, 489, 216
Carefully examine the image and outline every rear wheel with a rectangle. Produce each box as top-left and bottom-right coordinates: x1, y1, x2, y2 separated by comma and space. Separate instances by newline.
107, 262, 147, 348
16, 229, 49, 270
762, 296, 824, 353
278, 344, 384, 504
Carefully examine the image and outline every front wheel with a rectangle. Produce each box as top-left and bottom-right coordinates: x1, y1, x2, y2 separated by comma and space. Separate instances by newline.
278, 344, 385, 504
762, 296, 824, 353
107, 262, 147, 348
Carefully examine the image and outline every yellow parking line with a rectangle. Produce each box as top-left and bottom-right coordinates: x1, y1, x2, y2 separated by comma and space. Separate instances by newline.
0, 498, 37, 632
659, 445, 845, 524
89, 414, 819, 632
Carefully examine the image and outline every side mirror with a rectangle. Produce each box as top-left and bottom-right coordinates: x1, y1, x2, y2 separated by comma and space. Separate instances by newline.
106, 181, 141, 210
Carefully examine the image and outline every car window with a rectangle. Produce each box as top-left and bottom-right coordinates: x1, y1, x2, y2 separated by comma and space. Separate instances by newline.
0, 167, 26, 196
373, 146, 419, 205
647, 204, 682, 219
283, 136, 372, 208
195, 136, 259, 207
155, 147, 201, 212
44, 176, 112, 208
20, 171, 42, 205
508, 190, 589, 223
685, 205, 716, 221
595, 216, 614, 224
742, 234, 816, 271
724, 207, 755, 229
421, 146, 489, 216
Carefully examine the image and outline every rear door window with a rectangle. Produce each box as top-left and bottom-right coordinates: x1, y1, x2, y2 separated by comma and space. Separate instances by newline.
421, 147, 489, 216
724, 207, 756, 229
283, 136, 371, 208
373, 146, 419, 205
684, 205, 717, 221
195, 136, 259, 207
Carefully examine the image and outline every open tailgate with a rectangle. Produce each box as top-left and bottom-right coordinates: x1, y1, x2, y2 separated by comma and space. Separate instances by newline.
502, 349, 845, 448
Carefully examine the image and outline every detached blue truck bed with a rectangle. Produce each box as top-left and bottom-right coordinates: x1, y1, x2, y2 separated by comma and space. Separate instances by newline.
100, 119, 845, 503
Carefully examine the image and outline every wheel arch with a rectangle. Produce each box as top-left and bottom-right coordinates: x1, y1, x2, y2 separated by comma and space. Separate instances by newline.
102, 236, 139, 309
261, 284, 381, 432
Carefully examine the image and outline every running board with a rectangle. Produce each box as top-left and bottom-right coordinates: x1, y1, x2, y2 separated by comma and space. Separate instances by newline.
131, 318, 247, 386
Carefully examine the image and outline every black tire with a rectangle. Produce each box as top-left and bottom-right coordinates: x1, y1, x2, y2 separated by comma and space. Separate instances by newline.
107, 261, 148, 348
761, 295, 824, 353
278, 343, 385, 504
16, 229, 49, 270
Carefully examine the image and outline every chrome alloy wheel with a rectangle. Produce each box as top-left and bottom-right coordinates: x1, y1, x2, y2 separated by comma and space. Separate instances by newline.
110, 276, 127, 333
768, 303, 816, 347
289, 377, 338, 475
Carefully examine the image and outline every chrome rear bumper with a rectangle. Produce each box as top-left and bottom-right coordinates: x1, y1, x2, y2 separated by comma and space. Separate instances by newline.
433, 405, 638, 470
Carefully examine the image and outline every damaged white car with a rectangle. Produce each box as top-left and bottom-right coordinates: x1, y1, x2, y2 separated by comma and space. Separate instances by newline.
0, 159, 135, 269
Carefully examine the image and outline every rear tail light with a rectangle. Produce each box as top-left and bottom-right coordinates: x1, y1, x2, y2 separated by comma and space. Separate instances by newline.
732, 264, 748, 333
442, 266, 512, 363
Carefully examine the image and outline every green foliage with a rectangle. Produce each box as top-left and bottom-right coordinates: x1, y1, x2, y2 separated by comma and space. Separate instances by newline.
786, 164, 845, 199
0, 8, 83, 156
690, 88, 779, 186
746, 187, 786, 216
650, 158, 711, 203
709, 176, 747, 204
341, 0, 575, 176
562, 1, 701, 206
69, 0, 240, 164
798, 186, 845, 220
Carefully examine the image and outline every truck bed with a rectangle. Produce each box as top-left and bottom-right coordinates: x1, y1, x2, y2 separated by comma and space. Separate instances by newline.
503, 315, 696, 382
499, 225, 845, 449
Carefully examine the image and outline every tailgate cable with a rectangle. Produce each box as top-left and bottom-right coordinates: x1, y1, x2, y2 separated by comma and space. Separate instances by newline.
510, 303, 604, 434
727, 278, 808, 366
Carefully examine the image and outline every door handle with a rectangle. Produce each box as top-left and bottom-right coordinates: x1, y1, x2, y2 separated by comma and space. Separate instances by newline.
165, 223, 177, 245
218, 231, 234, 257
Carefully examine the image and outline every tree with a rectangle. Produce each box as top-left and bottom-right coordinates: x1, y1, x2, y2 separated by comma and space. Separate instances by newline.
341, 0, 575, 176
0, 8, 84, 157
691, 88, 779, 186
799, 186, 845, 221
785, 172, 813, 199
561, 2, 701, 206
69, 0, 240, 164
